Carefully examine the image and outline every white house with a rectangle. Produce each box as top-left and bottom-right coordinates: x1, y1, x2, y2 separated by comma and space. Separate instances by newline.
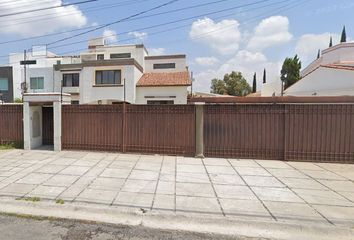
9, 38, 191, 104
284, 43, 354, 96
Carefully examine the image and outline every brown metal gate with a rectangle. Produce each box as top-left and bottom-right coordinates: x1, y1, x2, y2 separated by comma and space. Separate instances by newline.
61, 104, 195, 156
0, 105, 23, 145
42, 107, 54, 145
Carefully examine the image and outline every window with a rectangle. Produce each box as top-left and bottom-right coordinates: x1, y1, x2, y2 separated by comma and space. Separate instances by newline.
147, 100, 174, 105
97, 54, 104, 60
71, 100, 79, 105
153, 63, 176, 69
0, 78, 8, 91
63, 73, 79, 87
95, 70, 121, 85
110, 53, 131, 59
30, 77, 44, 90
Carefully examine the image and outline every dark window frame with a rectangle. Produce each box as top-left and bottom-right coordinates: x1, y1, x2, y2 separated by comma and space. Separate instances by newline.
147, 100, 174, 105
110, 53, 131, 59
63, 73, 80, 87
30, 77, 44, 90
153, 63, 176, 69
97, 54, 104, 60
95, 70, 122, 85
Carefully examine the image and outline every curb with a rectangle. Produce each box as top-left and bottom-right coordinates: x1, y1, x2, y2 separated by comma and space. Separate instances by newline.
0, 199, 353, 240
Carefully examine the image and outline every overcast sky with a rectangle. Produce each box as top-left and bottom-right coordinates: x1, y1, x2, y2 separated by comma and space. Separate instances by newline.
0, 0, 353, 92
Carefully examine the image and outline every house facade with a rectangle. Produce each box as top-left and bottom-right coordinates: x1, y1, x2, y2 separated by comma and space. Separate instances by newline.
0, 66, 14, 103
284, 43, 354, 96
8, 38, 191, 104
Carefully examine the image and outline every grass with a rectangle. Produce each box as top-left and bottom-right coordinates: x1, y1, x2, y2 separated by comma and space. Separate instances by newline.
0, 142, 23, 150
55, 199, 65, 205
16, 197, 41, 202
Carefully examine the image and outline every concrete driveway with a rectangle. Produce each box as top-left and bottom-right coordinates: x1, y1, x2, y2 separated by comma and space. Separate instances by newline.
0, 149, 353, 228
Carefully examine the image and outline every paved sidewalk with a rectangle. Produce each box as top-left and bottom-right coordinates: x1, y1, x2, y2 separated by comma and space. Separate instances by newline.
0, 149, 353, 228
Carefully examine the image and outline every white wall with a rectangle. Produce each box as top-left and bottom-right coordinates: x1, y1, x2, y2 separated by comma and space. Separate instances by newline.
261, 81, 283, 96
30, 106, 42, 149
26, 67, 54, 93
285, 67, 354, 96
136, 86, 188, 104
145, 57, 187, 73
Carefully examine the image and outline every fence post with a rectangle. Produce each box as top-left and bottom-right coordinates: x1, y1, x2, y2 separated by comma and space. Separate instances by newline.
195, 102, 205, 158
122, 102, 126, 153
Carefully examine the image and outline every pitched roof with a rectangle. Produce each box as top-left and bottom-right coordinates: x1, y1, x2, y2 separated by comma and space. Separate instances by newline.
137, 71, 191, 87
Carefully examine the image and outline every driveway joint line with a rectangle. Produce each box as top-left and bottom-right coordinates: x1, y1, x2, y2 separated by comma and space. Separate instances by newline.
150, 155, 165, 211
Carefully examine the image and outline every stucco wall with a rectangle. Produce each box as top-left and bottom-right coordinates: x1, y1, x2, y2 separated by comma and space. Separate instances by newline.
285, 67, 354, 96
135, 86, 188, 104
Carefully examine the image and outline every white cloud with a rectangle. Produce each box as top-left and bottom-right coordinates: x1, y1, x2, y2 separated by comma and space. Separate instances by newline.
194, 51, 281, 92
128, 31, 148, 41
195, 57, 219, 66
247, 16, 292, 50
148, 48, 166, 56
0, 0, 87, 36
190, 17, 241, 55
295, 33, 341, 65
103, 29, 117, 43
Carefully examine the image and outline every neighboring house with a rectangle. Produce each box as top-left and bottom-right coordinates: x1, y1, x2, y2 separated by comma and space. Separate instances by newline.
53, 38, 191, 104
0, 67, 14, 103
285, 42, 354, 96
9, 51, 80, 100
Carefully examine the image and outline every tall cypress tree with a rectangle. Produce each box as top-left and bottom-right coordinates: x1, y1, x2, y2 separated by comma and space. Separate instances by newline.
329, 36, 333, 47
341, 26, 347, 43
317, 49, 321, 59
263, 68, 266, 84
252, 72, 257, 93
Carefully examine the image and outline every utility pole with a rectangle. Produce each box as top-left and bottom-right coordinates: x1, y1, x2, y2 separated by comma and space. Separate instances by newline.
191, 71, 194, 97
23, 50, 27, 95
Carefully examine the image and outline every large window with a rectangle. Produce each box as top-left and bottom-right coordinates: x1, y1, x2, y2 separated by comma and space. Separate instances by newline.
0, 78, 8, 91
30, 77, 44, 90
147, 100, 174, 105
63, 73, 79, 87
110, 53, 131, 59
153, 63, 176, 69
95, 70, 121, 85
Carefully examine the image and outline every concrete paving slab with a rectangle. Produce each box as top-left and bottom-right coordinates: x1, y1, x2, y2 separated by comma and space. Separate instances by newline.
50, 158, 77, 166
135, 162, 161, 171
176, 172, 209, 183
121, 179, 157, 194
318, 180, 354, 192
176, 196, 222, 214
267, 168, 309, 179
156, 181, 175, 195
264, 201, 328, 223
302, 170, 347, 180
129, 170, 159, 181
229, 159, 259, 167
339, 191, 354, 201
335, 171, 354, 181
256, 160, 292, 169
220, 199, 272, 220
176, 182, 215, 197
72, 159, 100, 167
100, 168, 131, 179
292, 189, 354, 206
205, 165, 236, 175
176, 157, 203, 165
214, 185, 257, 200
177, 164, 206, 173
203, 158, 230, 166
209, 173, 245, 185
159, 173, 175, 182
59, 166, 91, 176
35, 165, 66, 174
16, 173, 53, 185
233, 167, 271, 176
58, 186, 86, 201
316, 163, 354, 172
279, 177, 327, 190
76, 188, 117, 204
0, 183, 36, 196
313, 205, 354, 226
114, 192, 154, 208
252, 187, 304, 203
28, 185, 66, 199
89, 177, 125, 191
44, 175, 80, 187
109, 161, 136, 169
243, 176, 285, 188
287, 162, 324, 171
153, 194, 175, 210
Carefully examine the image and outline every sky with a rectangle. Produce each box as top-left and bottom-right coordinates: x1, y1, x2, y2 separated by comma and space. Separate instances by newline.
0, 0, 353, 92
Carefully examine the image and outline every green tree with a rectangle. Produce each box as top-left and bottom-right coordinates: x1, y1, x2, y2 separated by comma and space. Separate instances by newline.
329, 36, 333, 47
263, 68, 266, 84
252, 73, 257, 93
317, 49, 321, 59
280, 55, 302, 90
341, 26, 347, 43
210, 78, 227, 95
210, 71, 251, 96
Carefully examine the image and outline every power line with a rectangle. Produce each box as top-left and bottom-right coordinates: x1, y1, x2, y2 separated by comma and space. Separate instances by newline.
0, 0, 98, 18
46, 0, 180, 46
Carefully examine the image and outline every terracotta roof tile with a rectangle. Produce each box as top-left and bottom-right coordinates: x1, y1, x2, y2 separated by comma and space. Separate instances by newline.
137, 71, 191, 87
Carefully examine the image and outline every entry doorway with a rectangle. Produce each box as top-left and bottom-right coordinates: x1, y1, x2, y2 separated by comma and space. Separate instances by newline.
42, 106, 54, 147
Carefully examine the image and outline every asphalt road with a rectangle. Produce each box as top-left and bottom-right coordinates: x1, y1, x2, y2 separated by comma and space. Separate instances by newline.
0, 214, 267, 240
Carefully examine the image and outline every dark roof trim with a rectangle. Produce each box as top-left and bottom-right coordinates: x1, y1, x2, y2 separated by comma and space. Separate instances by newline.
54, 59, 143, 72
145, 55, 186, 60
137, 84, 191, 87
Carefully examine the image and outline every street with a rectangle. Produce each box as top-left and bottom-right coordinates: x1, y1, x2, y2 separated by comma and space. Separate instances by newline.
0, 214, 264, 240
